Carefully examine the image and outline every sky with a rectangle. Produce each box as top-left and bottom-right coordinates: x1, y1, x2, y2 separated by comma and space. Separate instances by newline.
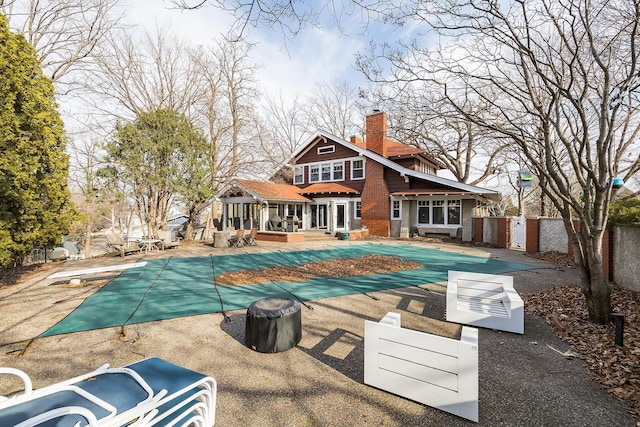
122, 0, 407, 99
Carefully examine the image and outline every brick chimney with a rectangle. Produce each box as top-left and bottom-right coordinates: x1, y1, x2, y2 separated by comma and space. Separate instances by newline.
366, 110, 388, 157
350, 135, 365, 149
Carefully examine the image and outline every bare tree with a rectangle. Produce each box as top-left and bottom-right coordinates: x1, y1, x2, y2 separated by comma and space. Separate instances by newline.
303, 79, 364, 139
358, 0, 640, 323
260, 79, 364, 173
259, 90, 311, 166
67, 135, 104, 257
369, 84, 510, 185
91, 28, 210, 235
170, 0, 382, 39
1, 0, 123, 92
89, 27, 204, 118
215, 36, 259, 176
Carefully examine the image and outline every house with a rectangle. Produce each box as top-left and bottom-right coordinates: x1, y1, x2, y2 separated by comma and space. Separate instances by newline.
217, 111, 499, 241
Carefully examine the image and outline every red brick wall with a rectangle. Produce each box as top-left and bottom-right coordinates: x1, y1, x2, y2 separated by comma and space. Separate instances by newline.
361, 161, 390, 237
350, 135, 364, 148
525, 217, 539, 254
568, 221, 614, 281
569, 222, 613, 281
496, 217, 510, 248
474, 217, 483, 243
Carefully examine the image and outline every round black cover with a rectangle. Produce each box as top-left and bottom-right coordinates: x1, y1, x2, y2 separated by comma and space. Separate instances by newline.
246, 297, 302, 353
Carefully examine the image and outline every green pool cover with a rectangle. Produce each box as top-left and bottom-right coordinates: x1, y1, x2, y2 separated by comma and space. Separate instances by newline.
41, 244, 540, 337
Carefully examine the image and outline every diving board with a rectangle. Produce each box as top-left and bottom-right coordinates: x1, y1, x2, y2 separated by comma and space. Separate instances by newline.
47, 262, 147, 280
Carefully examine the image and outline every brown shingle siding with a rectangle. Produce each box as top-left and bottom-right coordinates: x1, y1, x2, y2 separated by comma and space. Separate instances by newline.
297, 141, 358, 164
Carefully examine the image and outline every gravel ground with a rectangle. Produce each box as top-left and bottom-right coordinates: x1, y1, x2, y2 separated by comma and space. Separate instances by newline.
0, 238, 636, 426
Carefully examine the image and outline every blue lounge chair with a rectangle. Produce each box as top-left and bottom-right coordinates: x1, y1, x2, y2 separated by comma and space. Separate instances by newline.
0, 357, 216, 426
124, 358, 216, 426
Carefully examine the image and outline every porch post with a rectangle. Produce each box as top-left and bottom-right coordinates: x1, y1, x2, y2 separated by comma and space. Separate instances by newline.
222, 202, 227, 230
263, 202, 268, 231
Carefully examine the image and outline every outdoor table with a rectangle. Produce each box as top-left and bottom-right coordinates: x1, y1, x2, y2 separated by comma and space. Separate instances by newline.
139, 239, 161, 253
245, 297, 302, 353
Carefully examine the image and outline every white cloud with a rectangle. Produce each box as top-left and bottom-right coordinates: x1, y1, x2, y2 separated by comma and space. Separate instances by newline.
252, 25, 367, 97
122, 1, 235, 44
123, 1, 369, 98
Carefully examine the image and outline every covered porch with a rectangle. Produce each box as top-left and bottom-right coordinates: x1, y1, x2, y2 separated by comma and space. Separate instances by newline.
217, 179, 311, 234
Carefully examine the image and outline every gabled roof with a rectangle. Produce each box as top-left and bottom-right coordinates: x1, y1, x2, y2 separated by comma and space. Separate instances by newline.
298, 183, 359, 195
289, 130, 500, 200
228, 179, 310, 202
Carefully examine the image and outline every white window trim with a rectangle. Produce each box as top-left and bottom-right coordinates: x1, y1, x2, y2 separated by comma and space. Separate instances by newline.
354, 200, 361, 219
417, 199, 462, 226
351, 159, 365, 180
333, 163, 344, 181
391, 199, 402, 219
306, 160, 345, 183
317, 145, 335, 154
309, 164, 320, 183
294, 166, 304, 184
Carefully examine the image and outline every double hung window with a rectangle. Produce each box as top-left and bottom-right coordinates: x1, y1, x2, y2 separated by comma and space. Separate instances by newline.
417, 200, 461, 226
351, 159, 364, 179
294, 166, 304, 184
307, 161, 345, 183
309, 165, 320, 183
392, 200, 401, 219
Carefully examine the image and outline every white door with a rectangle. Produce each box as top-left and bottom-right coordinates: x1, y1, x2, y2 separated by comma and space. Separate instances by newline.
510, 217, 526, 249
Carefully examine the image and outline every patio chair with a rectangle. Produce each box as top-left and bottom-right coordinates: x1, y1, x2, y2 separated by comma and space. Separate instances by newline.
228, 229, 245, 247
106, 229, 141, 257
157, 229, 180, 250
243, 228, 258, 246
0, 357, 217, 426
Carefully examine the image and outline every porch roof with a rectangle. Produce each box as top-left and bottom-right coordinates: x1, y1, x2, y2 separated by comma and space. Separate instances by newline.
298, 183, 360, 195
234, 179, 310, 202
391, 189, 476, 197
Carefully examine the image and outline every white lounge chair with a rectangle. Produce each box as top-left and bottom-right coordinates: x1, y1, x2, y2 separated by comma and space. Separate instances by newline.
364, 312, 479, 422
446, 270, 524, 334
0, 357, 217, 426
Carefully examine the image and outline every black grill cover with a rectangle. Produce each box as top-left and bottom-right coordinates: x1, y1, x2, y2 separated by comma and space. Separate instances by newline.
245, 297, 302, 353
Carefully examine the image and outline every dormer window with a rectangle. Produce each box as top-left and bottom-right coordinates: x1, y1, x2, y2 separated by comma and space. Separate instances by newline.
317, 145, 335, 154
420, 162, 435, 175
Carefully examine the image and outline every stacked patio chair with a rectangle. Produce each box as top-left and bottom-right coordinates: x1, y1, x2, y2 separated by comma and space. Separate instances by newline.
243, 228, 258, 246
0, 357, 216, 426
227, 229, 245, 247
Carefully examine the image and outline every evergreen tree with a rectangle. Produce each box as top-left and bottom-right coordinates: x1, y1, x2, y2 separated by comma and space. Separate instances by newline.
104, 108, 208, 238
0, 14, 73, 267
